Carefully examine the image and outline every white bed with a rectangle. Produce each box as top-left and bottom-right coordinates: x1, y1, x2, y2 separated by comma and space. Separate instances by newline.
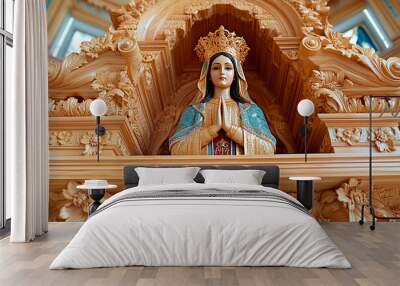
50, 183, 351, 269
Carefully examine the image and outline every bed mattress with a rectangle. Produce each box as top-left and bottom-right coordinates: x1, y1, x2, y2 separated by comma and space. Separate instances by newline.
50, 183, 351, 269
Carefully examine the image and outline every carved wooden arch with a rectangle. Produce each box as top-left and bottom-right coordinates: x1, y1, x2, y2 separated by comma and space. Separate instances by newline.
137, 0, 303, 40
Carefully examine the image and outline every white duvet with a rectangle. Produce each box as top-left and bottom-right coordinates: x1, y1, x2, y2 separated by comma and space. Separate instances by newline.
50, 183, 351, 269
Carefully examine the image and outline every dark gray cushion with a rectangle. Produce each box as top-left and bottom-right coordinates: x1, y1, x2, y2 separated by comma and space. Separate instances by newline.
123, 165, 280, 189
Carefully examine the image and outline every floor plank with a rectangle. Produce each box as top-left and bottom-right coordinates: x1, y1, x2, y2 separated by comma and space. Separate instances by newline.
0, 222, 399, 286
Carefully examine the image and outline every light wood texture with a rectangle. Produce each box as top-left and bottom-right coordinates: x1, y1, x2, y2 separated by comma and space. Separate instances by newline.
49, 153, 400, 222
1, 222, 400, 286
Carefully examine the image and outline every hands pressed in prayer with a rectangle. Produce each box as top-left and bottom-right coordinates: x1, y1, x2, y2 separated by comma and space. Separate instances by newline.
208, 97, 223, 135
221, 97, 244, 145
221, 97, 232, 132
216, 97, 223, 130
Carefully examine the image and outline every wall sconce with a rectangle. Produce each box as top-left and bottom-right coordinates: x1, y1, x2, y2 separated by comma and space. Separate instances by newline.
297, 99, 315, 163
89, 99, 107, 162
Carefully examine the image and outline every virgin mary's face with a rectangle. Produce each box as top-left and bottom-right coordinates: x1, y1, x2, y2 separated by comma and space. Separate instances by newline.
210, 55, 235, 89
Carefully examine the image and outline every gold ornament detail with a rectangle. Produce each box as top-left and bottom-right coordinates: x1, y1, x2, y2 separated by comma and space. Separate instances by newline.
194, 26, 250, 63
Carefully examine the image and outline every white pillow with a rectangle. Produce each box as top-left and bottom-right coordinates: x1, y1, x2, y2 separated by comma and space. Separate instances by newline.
200, 169, 266, 185
135, 167, 200, 186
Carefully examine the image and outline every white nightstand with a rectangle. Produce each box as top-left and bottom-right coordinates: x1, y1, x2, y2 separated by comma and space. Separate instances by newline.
77, 180, 117, 215
289, 176, 321, 210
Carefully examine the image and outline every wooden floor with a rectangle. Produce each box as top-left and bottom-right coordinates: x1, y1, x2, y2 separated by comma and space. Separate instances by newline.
0, 222, 399, 286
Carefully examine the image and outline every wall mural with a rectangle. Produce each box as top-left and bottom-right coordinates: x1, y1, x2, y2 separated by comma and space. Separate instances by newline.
48, 0, 400, 222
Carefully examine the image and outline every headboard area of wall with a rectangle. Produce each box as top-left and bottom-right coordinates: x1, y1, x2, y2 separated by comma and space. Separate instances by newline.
123, 165, 280, 189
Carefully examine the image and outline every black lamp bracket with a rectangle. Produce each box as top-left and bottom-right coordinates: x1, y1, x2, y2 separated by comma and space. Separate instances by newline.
95, 116, 106, 136
95, 116, 106, 162
298, 125, 311, 137
95, 125, 106, 136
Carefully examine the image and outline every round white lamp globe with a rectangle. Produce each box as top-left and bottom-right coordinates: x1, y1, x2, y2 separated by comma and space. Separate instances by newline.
90, 99, 107, 116
297, 99, 315, 117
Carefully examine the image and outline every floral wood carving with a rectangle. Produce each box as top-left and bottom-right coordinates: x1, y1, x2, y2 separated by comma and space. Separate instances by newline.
306, 70, 351, 112
49, 131, 73, 146
286, 0, 330, 35
336, 178, 400, 222
372, 127, 398, 152
59, 181, 90, 221
48, 130, 130, 156
313, 189, 347, 222
80, 131, 110, 156
335, 128, 361, 146
331, 127, 399, 152
109, 132, 130, 155
54, 181, 112, 222
91, 68, 146, 146
82, 1, 158, 59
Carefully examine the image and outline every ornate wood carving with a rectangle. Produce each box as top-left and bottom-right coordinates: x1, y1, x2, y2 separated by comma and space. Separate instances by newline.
336, 178, 400, 222
49, 153, 400, 221
47, 0, 400, 221
319, 113, 400, 154
50, 180, 115, 222
333, 127, 399, 152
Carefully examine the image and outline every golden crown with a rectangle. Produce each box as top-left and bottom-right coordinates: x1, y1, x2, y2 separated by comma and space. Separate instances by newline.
194, 26, 250, 63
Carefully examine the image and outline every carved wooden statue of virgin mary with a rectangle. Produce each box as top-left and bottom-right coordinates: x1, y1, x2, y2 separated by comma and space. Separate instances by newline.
169, 26, 276, 155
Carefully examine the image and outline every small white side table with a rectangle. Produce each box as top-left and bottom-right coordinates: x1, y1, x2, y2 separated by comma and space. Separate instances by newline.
289, 176, 321, 210
77, 180, 117, 215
